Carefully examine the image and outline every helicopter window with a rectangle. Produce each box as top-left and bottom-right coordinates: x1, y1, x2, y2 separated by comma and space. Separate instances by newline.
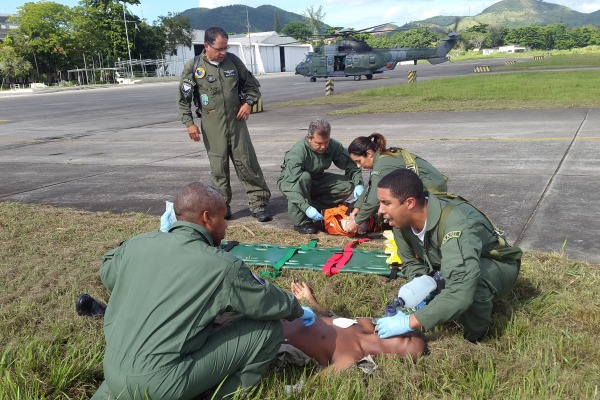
353, 55, 360, 63
319, 57, 327, 66
327, 57, 333, 66
369, 55, 376, 63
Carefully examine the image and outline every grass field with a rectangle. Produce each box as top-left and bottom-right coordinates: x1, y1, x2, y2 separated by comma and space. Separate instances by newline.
1, 203, 599, 399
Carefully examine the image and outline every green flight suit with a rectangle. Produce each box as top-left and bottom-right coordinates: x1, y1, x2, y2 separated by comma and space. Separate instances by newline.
394, 193, 520, 342
176, 52, 270, 213
353, 150, 447, 224
92, 221, 303, 400
277, 138, 363, 227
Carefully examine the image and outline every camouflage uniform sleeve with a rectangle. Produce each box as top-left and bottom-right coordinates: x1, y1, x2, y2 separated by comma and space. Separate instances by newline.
176, 58, 197, 127
228, 259, 303, 321
100, 242, 126, 292
232, 54, 261, 102
278, 150, 311, 212
413, 214, 482, 330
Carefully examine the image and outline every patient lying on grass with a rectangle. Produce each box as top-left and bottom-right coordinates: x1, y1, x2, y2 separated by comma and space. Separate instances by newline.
282, 282, 427, 372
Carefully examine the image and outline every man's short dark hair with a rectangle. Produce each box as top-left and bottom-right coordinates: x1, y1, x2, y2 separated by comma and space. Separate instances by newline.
174, 182, 224, 220
378, 169, 427, 205
204, 27, 228, 44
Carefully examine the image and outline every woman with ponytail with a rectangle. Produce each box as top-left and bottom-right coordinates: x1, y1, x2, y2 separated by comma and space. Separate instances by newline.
345, 133, 447, 234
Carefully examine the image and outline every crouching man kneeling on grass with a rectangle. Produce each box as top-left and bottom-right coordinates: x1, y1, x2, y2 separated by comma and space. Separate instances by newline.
284, 282, 426, 373
91, 182, 315, 400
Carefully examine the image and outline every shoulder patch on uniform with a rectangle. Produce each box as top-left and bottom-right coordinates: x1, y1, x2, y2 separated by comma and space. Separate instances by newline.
442, 230, 461, 245
223, 69, 236, 77
182, 78, 195, 86
181, 82, 192, 95
195, 67, 206, 79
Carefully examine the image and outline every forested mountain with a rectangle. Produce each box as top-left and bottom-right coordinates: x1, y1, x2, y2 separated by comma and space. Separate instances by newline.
401, 0, 600, 31
179, 5, 310, 33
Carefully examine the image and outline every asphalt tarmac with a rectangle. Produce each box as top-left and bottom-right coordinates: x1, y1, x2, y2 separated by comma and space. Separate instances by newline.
1, 60, 598, 264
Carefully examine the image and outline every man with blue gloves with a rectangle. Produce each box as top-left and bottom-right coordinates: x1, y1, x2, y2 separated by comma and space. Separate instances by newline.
375, 169, 521, 342
92, 182, 315, 400
277, 119, 364, 234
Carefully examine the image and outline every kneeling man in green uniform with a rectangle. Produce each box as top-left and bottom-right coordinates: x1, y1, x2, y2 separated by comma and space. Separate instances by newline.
277, 119, 364, 234
92, 182, 315, 400
376, 169, 521, 342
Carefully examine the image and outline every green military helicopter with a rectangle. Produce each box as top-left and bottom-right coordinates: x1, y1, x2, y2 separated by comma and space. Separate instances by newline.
295, 26, 461, 82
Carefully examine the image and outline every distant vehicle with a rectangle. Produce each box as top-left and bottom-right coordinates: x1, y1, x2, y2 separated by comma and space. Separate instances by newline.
295, 26, 461, 82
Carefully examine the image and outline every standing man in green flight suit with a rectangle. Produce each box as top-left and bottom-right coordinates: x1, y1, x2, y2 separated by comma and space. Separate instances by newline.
176, 26, 272, 222
91, 182, 316, 400
375, 169, 521, 342
277, 119, 364, 234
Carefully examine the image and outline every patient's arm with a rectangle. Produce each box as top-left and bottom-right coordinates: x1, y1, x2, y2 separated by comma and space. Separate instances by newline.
290, 282, 329, 315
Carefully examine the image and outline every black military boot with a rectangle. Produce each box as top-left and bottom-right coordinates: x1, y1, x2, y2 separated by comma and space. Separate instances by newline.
75, 294, 106, 318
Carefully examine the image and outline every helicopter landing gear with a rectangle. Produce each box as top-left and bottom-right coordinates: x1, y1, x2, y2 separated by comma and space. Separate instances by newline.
366, 74, 373, 80
310, 77, 316, 82
354, 75, 361, 81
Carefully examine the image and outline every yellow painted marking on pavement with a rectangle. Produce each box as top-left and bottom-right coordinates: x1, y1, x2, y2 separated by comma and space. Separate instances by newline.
0, 120, 11, 123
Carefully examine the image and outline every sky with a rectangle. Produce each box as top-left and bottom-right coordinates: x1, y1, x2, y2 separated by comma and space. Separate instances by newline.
2, 0, 600, 28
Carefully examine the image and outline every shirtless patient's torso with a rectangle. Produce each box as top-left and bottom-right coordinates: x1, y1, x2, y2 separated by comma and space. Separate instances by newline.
282, 316, 425, 371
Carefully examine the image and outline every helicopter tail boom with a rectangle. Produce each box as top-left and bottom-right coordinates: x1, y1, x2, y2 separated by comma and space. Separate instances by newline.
436, 33, 461, 58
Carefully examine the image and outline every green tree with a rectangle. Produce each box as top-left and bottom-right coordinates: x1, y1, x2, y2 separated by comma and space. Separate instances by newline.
544, 24, 573, 50
0, 45, 32, 88
569, 25, 600, 47
325, 27, 343, 35
87, 0, 140, 10
281, 22, 312, 40
9, 2, 74, 76
368, 28, 441, 49
488, 25, 509, 47
273, 10, 281, 33
156, 12, 193, 56
131, 21, 166, 59
303, 5, 325, 35
465, 23, 489, 34
505, 25, 547, 49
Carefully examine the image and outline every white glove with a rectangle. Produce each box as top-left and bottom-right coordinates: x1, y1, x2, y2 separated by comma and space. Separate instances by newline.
159, 201, 176, 232
305, 206, 323, 221
353, 185, 364, 198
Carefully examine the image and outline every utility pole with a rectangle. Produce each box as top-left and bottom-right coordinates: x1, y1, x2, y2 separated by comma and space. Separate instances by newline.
246, 4, 254, 73
122, 1, 134, 78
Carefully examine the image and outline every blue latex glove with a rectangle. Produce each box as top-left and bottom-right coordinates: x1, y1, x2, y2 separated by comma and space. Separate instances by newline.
353, 184, 364, 198
299, 306, 316, 327
305, 206, 324, 221
159, 201, 176, 232
376, 312, 413, 338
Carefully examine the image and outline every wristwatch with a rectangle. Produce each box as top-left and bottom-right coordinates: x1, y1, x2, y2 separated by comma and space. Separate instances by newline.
246, 98, 254, 106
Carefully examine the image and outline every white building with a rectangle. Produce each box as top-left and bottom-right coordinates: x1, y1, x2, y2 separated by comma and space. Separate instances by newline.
0, 14, 18, 43
498, 45, 529, 53
482, 45, 530, 55
165, 30, 312, 77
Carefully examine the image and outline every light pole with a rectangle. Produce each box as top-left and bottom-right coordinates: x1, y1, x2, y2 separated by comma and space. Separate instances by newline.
122, 1, 134, 78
